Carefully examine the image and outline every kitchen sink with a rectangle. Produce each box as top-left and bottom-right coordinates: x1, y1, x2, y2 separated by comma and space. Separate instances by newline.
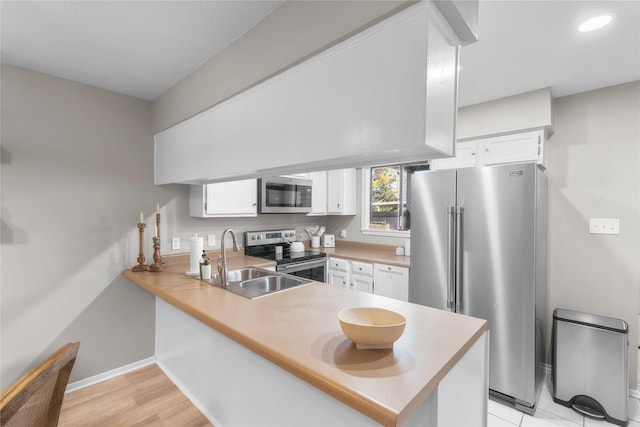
206, 267, 312, 299
225, 267, 272, 282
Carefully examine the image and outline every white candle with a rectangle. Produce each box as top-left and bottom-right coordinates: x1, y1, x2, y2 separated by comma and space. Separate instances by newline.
189, 234, 204, 274
139, 211, 143, 223
155, 225, 158, 238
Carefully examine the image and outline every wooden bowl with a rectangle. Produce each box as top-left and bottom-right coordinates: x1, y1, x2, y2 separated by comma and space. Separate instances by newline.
338, 307, 406, 349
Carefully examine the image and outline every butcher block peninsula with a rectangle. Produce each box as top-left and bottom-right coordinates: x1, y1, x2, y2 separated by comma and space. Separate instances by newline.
123, 255, 489, 426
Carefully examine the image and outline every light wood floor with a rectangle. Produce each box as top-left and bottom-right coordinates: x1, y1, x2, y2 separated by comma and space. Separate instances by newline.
58, 364, 213, 426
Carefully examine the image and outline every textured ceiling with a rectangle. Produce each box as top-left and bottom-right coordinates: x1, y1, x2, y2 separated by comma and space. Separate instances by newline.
1, 1, 639, 105
0, 1, 284, 100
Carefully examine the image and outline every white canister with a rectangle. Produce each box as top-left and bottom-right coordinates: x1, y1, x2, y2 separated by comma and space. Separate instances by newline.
311, 236, 320, 248
188, 234, 204, 275
290, 241, 305, 252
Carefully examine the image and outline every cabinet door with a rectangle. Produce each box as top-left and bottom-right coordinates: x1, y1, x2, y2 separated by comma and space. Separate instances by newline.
327, 169, 356, 215
307, 171, 328, 216
480, 130, 545, 167
328, 270, 350, 288
351, 261, 373, 276
373, 264, 409, 301
190, 179, 257, 217
430, 141, 478, 170
352, 274, 373, 293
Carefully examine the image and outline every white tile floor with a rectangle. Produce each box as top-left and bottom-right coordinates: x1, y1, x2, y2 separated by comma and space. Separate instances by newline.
488, 373, 640, 427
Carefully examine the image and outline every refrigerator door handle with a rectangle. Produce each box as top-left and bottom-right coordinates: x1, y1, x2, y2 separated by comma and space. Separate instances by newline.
446, 206, 456, 310
455, 206, 464, 312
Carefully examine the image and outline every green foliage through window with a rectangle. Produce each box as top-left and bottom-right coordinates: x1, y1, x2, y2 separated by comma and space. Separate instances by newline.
371, 166, 400, 212
367, 163, 428, 232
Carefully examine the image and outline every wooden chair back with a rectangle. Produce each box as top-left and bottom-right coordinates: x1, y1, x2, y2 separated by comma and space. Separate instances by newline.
1, 342, 79, 427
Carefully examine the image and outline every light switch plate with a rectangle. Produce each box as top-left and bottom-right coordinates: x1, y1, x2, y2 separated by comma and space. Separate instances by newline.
171, 237, 180, 250
589, 218, 620, 235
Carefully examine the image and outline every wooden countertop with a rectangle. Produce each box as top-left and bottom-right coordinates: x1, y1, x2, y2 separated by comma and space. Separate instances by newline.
315, 240, 410, 268
123, 255, 487, 426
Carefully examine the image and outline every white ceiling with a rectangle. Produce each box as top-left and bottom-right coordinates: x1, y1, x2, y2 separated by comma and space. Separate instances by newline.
458, 0, 640, 106
0, 0, 284, 100
1, 1, 639, 105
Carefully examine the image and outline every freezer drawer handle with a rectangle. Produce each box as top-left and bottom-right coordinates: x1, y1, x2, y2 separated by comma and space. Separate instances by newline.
446, 206, 456, 309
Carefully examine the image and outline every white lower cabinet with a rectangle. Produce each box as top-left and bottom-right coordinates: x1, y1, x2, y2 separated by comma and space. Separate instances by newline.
328, 258, 350, 288
351, 261, 374, 293
328, 257, 408, 301
189, 179, 257, 217
373, 263, 409, 301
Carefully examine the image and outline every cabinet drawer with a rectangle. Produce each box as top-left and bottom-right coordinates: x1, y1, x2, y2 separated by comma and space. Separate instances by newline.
351, 261, 373, 276
329, 258, 349, 271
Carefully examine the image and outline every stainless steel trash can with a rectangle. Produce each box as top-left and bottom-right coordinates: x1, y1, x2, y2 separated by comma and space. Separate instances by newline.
552, 308, 628, 426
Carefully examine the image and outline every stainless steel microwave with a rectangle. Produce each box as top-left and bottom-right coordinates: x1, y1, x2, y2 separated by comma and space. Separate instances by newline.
259, 176, 312, 214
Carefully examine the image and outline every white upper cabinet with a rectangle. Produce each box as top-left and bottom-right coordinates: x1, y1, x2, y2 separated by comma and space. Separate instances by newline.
307, 171, 328, 216
430, 130, 547, 170
307, 169, 356, 216
326, 169, 356, 215
154, 1, 469, 185
429, 140, 478, 170
189, 179, 257, 218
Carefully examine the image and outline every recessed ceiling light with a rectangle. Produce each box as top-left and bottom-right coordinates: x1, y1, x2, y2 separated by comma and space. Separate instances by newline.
578, 15, 612, 32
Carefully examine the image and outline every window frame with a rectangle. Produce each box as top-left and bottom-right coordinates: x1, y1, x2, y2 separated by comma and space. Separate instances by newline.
360, 167, 411, 238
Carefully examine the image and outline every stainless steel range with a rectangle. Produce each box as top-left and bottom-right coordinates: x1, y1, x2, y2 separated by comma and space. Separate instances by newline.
244, 229, 326, 282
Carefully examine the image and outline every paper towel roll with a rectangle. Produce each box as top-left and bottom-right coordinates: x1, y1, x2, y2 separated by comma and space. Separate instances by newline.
404, 238, 411, 256
189, 234, 204, 274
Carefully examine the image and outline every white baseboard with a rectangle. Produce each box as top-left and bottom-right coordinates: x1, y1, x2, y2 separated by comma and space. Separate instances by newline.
65, 356, 156, 394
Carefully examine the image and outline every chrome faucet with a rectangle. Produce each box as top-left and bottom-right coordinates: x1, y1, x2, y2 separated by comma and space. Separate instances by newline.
217, 228, 241, 286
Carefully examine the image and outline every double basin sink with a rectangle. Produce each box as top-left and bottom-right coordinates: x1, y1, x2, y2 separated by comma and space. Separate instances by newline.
207, 267, 312, 299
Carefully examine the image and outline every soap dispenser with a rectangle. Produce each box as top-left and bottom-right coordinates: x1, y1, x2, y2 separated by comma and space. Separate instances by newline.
200, 250, 211, 280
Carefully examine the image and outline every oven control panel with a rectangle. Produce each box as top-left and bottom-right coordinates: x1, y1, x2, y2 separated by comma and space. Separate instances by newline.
245, 229, 297, 247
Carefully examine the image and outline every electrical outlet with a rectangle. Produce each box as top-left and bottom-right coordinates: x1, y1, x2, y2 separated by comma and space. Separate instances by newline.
339, 229, 347, 238
207, 234, 216, 247
589, 218, 620, 235
171, 237, 180, 250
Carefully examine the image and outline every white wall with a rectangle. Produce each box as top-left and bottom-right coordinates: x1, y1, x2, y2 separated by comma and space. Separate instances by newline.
0, 65, 160, 387
546, 81, 640, 389
456, 87, 554, 139
0, 65, 328, 388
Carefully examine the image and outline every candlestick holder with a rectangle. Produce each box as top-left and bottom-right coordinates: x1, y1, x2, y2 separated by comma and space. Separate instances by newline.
156, 212, 166, 267
132, 223, 149, 272
149, 236, 164, 272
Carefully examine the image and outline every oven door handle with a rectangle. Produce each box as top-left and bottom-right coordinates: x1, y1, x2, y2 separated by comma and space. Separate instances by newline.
277, 259, 326, 273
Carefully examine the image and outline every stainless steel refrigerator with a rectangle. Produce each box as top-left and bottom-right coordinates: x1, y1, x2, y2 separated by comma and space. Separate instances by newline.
409, 162, 547, 413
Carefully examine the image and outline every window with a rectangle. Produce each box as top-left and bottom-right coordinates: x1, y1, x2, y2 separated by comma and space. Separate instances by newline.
361, 163, 429, 236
